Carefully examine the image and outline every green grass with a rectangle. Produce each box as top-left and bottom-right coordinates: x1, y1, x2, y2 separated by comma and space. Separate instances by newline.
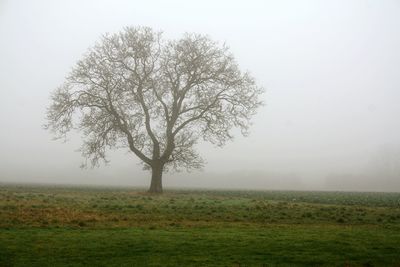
1, 184, 400, 266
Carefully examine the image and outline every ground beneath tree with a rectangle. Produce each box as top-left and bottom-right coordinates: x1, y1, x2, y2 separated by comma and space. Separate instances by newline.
1, 185, 400, 266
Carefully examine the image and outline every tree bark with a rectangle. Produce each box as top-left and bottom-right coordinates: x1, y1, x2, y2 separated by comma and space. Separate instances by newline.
148, 163, 163, 193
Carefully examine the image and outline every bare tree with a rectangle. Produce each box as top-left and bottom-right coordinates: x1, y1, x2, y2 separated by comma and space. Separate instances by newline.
45, 26, 263, 193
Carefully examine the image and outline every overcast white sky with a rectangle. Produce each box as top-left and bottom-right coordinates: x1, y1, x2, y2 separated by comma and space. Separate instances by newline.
1, 0, 399, 191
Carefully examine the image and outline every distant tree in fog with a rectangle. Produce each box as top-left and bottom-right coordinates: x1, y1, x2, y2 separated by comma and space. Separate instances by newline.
45, 26, 263, 193
371, 145, 400, 176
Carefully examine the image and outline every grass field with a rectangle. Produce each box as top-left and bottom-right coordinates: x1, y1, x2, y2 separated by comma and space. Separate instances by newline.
1, 184, 400, 266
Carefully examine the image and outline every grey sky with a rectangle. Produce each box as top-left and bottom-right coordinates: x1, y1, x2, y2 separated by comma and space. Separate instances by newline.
1, 0, 399, 191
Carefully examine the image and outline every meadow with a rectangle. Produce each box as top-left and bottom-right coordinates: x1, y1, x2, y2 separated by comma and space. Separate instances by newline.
1, 184, 400, 266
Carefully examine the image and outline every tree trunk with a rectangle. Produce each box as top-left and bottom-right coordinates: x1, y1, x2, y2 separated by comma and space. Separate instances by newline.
148, 163, 163, 193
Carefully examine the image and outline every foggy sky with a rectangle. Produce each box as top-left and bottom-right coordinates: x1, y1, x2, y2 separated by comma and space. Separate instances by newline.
1, 0, 400, 191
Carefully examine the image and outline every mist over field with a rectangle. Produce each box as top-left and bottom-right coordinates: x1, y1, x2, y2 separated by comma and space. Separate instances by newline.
1, 0, 400, 191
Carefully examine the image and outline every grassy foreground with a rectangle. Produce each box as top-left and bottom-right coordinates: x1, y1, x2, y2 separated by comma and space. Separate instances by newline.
1, 185, 400, 266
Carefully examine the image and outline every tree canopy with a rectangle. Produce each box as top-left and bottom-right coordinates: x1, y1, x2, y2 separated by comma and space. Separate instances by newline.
46, 26, 263, 192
